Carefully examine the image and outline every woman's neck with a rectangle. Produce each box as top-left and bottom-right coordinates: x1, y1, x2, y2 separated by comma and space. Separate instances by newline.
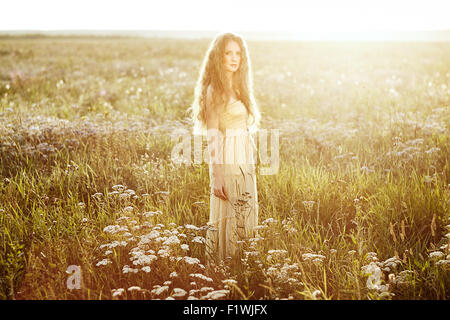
226, 70, 234, 84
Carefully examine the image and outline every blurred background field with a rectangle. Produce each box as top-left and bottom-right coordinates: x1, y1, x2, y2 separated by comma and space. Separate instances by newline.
0, 36, 449, 300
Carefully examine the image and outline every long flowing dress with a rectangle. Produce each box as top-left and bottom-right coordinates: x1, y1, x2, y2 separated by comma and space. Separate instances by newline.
205, 99, 258, 263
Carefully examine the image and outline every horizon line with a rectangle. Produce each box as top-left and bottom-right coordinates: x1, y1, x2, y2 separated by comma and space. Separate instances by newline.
1, 29, 450, 42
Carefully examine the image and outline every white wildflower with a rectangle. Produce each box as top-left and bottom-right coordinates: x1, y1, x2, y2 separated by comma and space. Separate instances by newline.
112, 288, 125, 298
128, 286, 141, 292
425, 147, 440, 154
189, 289, 200, 295
103, 224, 128, 234
157, 249, 170, 258
381, 256, 402, 272
312, 290, 321, 299
366, 252, 378, 262
183, 256, 200, 265
262, 218, 277, 224
192, 236, 205, 244
154, 191, 170, 196
155, 236, 168, 243
143, 210, 162, 218
302, 253, 326, 261
172, 288, 187, 297
244, 251, 259, 257
436, 260, 450, 266
96, 258, 111, 267
312, 258, 323, 265
116, 216, 130, 223
429, 251, 445, 259
185, 224, 200, 231
201, 289, 229, 300
268, 249, 288, 255
163, 235, 181, 245
139, 230, 161, 245
122, 206, 134, 212
133, 254, 157, 266
122, 265, 139, 274
92, 192, 103, 200
287, 278, 298, 285
222, 279, 238, 285
130, 248, 145, 260
108, 240, 126, 248
142, 266, 151, 273
119, 193, 130, 200
190, 273, 213, 282
152, 285, 169, 296
112, 184, 126, 192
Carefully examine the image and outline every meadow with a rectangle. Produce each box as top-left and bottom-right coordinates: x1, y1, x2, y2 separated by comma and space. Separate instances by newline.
0, 35, 449, 300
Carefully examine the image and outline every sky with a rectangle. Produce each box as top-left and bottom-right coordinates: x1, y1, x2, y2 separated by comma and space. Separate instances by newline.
2, 0, 450, 33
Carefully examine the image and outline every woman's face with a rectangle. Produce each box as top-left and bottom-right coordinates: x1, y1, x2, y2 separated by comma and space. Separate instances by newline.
222, 40, 241, 73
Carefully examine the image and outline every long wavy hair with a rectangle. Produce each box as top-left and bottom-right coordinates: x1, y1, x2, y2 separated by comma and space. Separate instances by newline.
189, 32, 261, 135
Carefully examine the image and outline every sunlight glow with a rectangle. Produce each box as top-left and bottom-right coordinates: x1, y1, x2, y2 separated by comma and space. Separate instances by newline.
1, 0, 450, 41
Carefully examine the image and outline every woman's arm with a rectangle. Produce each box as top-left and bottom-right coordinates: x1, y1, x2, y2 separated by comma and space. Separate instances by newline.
205, 86, 228, 201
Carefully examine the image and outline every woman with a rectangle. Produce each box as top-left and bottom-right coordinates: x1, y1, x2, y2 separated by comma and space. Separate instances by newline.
190, 32, 261, 263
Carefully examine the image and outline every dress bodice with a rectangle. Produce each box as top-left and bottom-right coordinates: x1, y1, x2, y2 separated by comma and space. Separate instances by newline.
218, 100, 249, 134
211, 99, 257, 176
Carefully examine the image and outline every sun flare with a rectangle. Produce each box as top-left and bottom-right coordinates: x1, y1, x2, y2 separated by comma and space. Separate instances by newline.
1, 0, 450, 41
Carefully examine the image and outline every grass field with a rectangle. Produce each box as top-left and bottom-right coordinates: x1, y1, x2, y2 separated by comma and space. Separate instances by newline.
0, 36, 449, 300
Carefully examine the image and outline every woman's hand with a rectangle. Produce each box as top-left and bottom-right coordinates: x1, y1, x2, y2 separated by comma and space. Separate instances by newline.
212, 173, 228, 201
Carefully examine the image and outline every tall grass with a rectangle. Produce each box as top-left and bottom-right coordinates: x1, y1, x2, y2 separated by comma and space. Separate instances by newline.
0, 36, 449, 300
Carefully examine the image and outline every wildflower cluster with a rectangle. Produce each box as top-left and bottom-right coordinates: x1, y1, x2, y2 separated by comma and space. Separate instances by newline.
95, 189, 232, 300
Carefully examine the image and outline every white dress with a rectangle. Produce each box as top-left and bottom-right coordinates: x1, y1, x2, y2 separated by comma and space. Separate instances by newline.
205, 100, 258, 262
